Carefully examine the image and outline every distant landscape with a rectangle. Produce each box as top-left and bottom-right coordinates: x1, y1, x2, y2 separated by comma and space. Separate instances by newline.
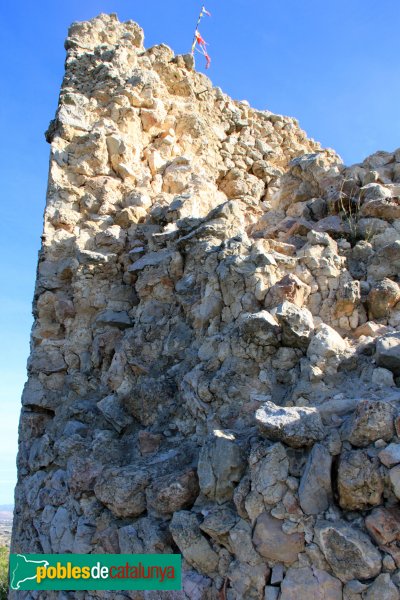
0, 505, 13, 548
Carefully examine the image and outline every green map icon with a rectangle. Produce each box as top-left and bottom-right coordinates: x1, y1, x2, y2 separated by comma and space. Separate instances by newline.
10, 554, 49, 590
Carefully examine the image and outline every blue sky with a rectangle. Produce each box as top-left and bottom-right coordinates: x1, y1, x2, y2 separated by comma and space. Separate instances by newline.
1, 0, 399, 505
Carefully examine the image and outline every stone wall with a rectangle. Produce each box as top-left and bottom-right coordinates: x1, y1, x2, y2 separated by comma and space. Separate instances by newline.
11, 13, 400, 600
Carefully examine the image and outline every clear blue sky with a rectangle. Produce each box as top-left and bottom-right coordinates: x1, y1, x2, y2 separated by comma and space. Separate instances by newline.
1, 0, 399, 505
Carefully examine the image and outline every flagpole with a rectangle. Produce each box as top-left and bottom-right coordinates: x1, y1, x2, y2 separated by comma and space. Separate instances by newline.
191, 8, 204, 55
191, 6, 211, 68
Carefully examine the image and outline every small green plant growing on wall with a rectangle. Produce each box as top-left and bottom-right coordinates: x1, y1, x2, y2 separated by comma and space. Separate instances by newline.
338, 180, 374, 245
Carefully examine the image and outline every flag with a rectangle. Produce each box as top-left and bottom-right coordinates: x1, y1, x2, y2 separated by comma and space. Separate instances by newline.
191, 5, 212, 69
195, 30, 207, 46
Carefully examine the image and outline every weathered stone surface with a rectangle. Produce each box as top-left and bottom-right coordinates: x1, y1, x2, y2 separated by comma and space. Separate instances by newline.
197, 430, 245, 503
97, 394, 132, 432
364, 573, 399, 600
389, 465, 400, 499
28, 344, 66, 375
169, 511, 219, 576
138, 431, 163, 455
95, 310, 133, 329
238, 310, 280, 346
181, 570, 218, 600
250, 442, 289, 506
255, 401, 325, 448
28, 434, 55, 470
298, 443, 332, 514
228, 560, 269, 600
365, 507, 400, 546
229, 518, 266, 567
275, 301, 314, 349
378, 443, 400, 467
341, 400, 395, 447
264, 273, 311, 309
368, 241, 400, 280
335, 279, 361, 317
315, 520, 382, 582
280, 567, 342, 600
367, 279, 400, 319
252, 512, 305, 564
354, 321, 391, 338
337, 449, 383, 510
146, 469, 199, 515
343, 579, 369, 600
94, 467, 149, 517
269, 564, 284, 585
361, 198, 400, 221
49, 506, 74, 553
361, 182, 393, 201
199, 505, 237, 549
307, 324, 347, 359
66, 456, 102, 496
376, 333, 400, 375
264, 586, 280, 600
118, 517, 174, 555
372, 367, 395, 387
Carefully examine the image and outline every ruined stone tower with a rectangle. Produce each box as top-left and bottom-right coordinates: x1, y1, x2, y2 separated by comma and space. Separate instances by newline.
12, 13, 400, 600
